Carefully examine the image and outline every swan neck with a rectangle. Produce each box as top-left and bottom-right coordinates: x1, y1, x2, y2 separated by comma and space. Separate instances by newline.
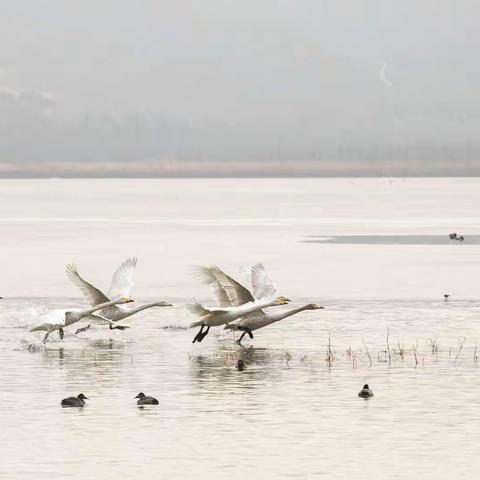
269, 305, 310, 322
122, 301, 160, 316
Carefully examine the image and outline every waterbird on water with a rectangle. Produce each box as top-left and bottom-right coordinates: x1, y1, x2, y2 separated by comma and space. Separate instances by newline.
236, 359, 246, 371
358, 384, 374, 398
135, 393, 159, 405
444, 294, 450, 301
61, 393, 88, 407
189, 263, 290, 343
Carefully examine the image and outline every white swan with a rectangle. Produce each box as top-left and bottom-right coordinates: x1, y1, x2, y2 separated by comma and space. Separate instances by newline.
193, 263, 288, 307
30, 296, 133, 343
189, 263, 289, 343
66, 258, 172, 331
197, 264, 324, 342
225, 303, 324, 343
187, 296, 289, 343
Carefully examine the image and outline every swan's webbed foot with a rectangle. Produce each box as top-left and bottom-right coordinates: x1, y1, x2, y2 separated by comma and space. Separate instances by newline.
75, 325, 91, 335
192, 325, 204, 343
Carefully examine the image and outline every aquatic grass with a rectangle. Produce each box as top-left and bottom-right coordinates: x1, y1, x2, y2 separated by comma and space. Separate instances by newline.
453, 337, 466, 367
325, 331, 335, 367
362, 338, 372, 367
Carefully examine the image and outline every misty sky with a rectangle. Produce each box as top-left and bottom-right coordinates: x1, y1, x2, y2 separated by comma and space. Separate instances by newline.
0, 1, 478, 173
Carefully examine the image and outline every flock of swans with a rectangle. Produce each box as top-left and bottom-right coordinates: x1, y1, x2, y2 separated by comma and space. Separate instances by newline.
29, 257, 325, 344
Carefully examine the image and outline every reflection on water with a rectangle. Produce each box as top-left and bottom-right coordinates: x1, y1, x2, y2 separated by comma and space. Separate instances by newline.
1, 297, 480, 479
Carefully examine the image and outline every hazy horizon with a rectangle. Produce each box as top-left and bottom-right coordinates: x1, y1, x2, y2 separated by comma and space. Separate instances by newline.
1, 1, 479, 177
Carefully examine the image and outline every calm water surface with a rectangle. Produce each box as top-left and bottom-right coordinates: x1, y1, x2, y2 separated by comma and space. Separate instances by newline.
1, 178, 479, 479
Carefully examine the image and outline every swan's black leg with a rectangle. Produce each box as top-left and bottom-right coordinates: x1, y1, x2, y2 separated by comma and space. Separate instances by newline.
192, 324, 205, 343
59, 328, 64, 340
198, 326, 210, 342
237, 326, 254, 341
43, 332, 50, 344
76, 325, 91, 334
237, 331, 247, 344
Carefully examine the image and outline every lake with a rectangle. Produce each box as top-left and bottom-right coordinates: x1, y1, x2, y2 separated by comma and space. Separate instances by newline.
0, 178, 479, 479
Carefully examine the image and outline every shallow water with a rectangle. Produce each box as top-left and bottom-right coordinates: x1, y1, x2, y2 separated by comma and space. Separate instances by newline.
1, 178, 480, 479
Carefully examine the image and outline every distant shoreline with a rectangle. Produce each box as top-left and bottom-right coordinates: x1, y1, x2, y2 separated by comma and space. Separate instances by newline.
1, 160, 480, 178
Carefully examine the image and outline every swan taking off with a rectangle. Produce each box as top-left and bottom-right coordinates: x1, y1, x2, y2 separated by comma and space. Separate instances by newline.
30, 296, 133, 343
196, 264, 324, 343
66, 257, 172, 331
225, 303, 324, 344
188, 263, 290, 343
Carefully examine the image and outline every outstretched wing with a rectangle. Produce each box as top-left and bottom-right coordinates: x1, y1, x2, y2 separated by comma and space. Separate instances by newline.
108, 257, 137, 299
208, 265, 255, 307
186, 301, 212, 317
192, 266, 233, 307
66, 263, 110, 306
251, 263, 277, 301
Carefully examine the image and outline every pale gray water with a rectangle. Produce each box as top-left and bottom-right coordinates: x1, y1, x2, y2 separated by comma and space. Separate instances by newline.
1, 178, 480, 479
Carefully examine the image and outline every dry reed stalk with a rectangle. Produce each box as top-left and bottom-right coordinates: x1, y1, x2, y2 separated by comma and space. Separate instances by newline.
362, 338, 373, 367
453, 338, 465, 366
386, 327, 392, 366
412, 342, 419, 367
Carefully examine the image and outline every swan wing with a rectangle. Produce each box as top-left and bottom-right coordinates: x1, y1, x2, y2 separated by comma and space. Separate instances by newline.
186, 301, 212, 317
251, 263, 277, 301
108, 257, 137, 299
192, 266, 232, 307
208, 265, 254, 307
66, 263, 110, 306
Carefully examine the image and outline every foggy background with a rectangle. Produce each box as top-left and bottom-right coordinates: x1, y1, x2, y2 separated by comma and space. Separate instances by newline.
0, 0, 478, 177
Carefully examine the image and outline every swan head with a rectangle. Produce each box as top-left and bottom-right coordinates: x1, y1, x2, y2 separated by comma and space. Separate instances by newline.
306, 303, 325, 310
77, 393, 88, 400
155, 301, 173, 307
135, 392, 146, 399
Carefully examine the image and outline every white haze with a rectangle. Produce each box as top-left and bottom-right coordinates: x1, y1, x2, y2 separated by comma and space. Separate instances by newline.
0, 1, 479, 174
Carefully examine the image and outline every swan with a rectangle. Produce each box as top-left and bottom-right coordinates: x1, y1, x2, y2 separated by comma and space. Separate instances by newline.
61, 393, 88, 407
66, 258, 172, 332
225, 303, 324, 343
194, 263, 289, 307
30, 296, 133, 343
196, 264, 322, 342
189, 263, 290, 343
187, 296, 289, 343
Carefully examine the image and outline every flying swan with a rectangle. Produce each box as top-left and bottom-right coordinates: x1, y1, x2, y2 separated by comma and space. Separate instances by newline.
66, 257, 172, 332
197, 264, 324, 343
188, 263, 290, 343
30, 296, 133, 343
